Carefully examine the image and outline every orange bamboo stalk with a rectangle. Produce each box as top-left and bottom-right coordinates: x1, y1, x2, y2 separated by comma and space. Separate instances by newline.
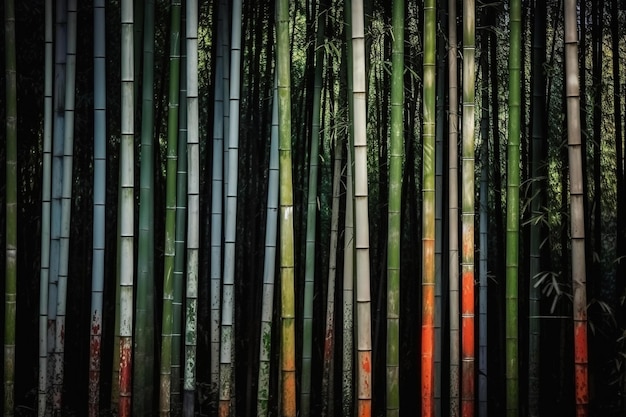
564, 0, 588, 415
461, 0, 476, 416
422, 1, 436, 416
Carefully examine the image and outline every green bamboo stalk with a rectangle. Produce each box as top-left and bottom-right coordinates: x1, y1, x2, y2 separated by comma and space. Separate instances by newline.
159, 1, 182, 414
134, 0, 156, 413
506, 1, 521, 416
387, 0, 404, 415
277, 0, 297, 413
172, 23, 188, 410
301, 4, 326, 415
4, 0, 17, 413
183, 1, 199, 415
478, 44, 489, 417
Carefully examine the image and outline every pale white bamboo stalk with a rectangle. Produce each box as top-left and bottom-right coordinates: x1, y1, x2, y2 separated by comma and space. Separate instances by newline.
183, 1, 200, 415
220, 0, 243, 414
53, 0, 77, 410
342, 138, 355, 417
118, 0, 135, 414
351, 1, 373, 414
48, 0, 67, 404
210, 0, 227, 403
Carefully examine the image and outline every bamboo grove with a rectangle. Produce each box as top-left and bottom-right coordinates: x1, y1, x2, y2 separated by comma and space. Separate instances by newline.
1, 0, 626, 416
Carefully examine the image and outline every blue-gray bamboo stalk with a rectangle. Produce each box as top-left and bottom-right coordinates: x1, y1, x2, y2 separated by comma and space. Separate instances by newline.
38, 0, 53, 413
256, 76, 279, 417
89, 1, 106, 415
53, 0, 77, 410
220, 0, 243, 413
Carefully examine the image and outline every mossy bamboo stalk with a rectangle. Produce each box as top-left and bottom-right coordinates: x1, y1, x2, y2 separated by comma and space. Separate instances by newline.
277, 0, 297, 414
387, 0, 404, 415
159, 1, 182, 414
172, 28, 188, 410
505, 1, 521, 416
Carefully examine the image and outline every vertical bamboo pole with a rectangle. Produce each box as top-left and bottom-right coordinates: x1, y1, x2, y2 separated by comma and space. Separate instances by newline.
118, 0, 136, 414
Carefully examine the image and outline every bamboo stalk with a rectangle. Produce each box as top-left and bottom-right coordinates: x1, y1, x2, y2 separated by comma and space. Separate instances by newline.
448, 0, 460, 413
134, 0, 156, 413
461, 2, 476, 416
159, 1, 182, 414
256, 75, 279, 417
183, 1, 199, 415
564, 1, 589, 415
89, 1, 107, 415
505, 1, 521, 416
38, 0, 54, 414
276, 0, 297, 414
219, 0, 243, 413
387, 0, 404, 415
422, 2, 436, 416
118, 0, 136, 413
4, 0, 18, 413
